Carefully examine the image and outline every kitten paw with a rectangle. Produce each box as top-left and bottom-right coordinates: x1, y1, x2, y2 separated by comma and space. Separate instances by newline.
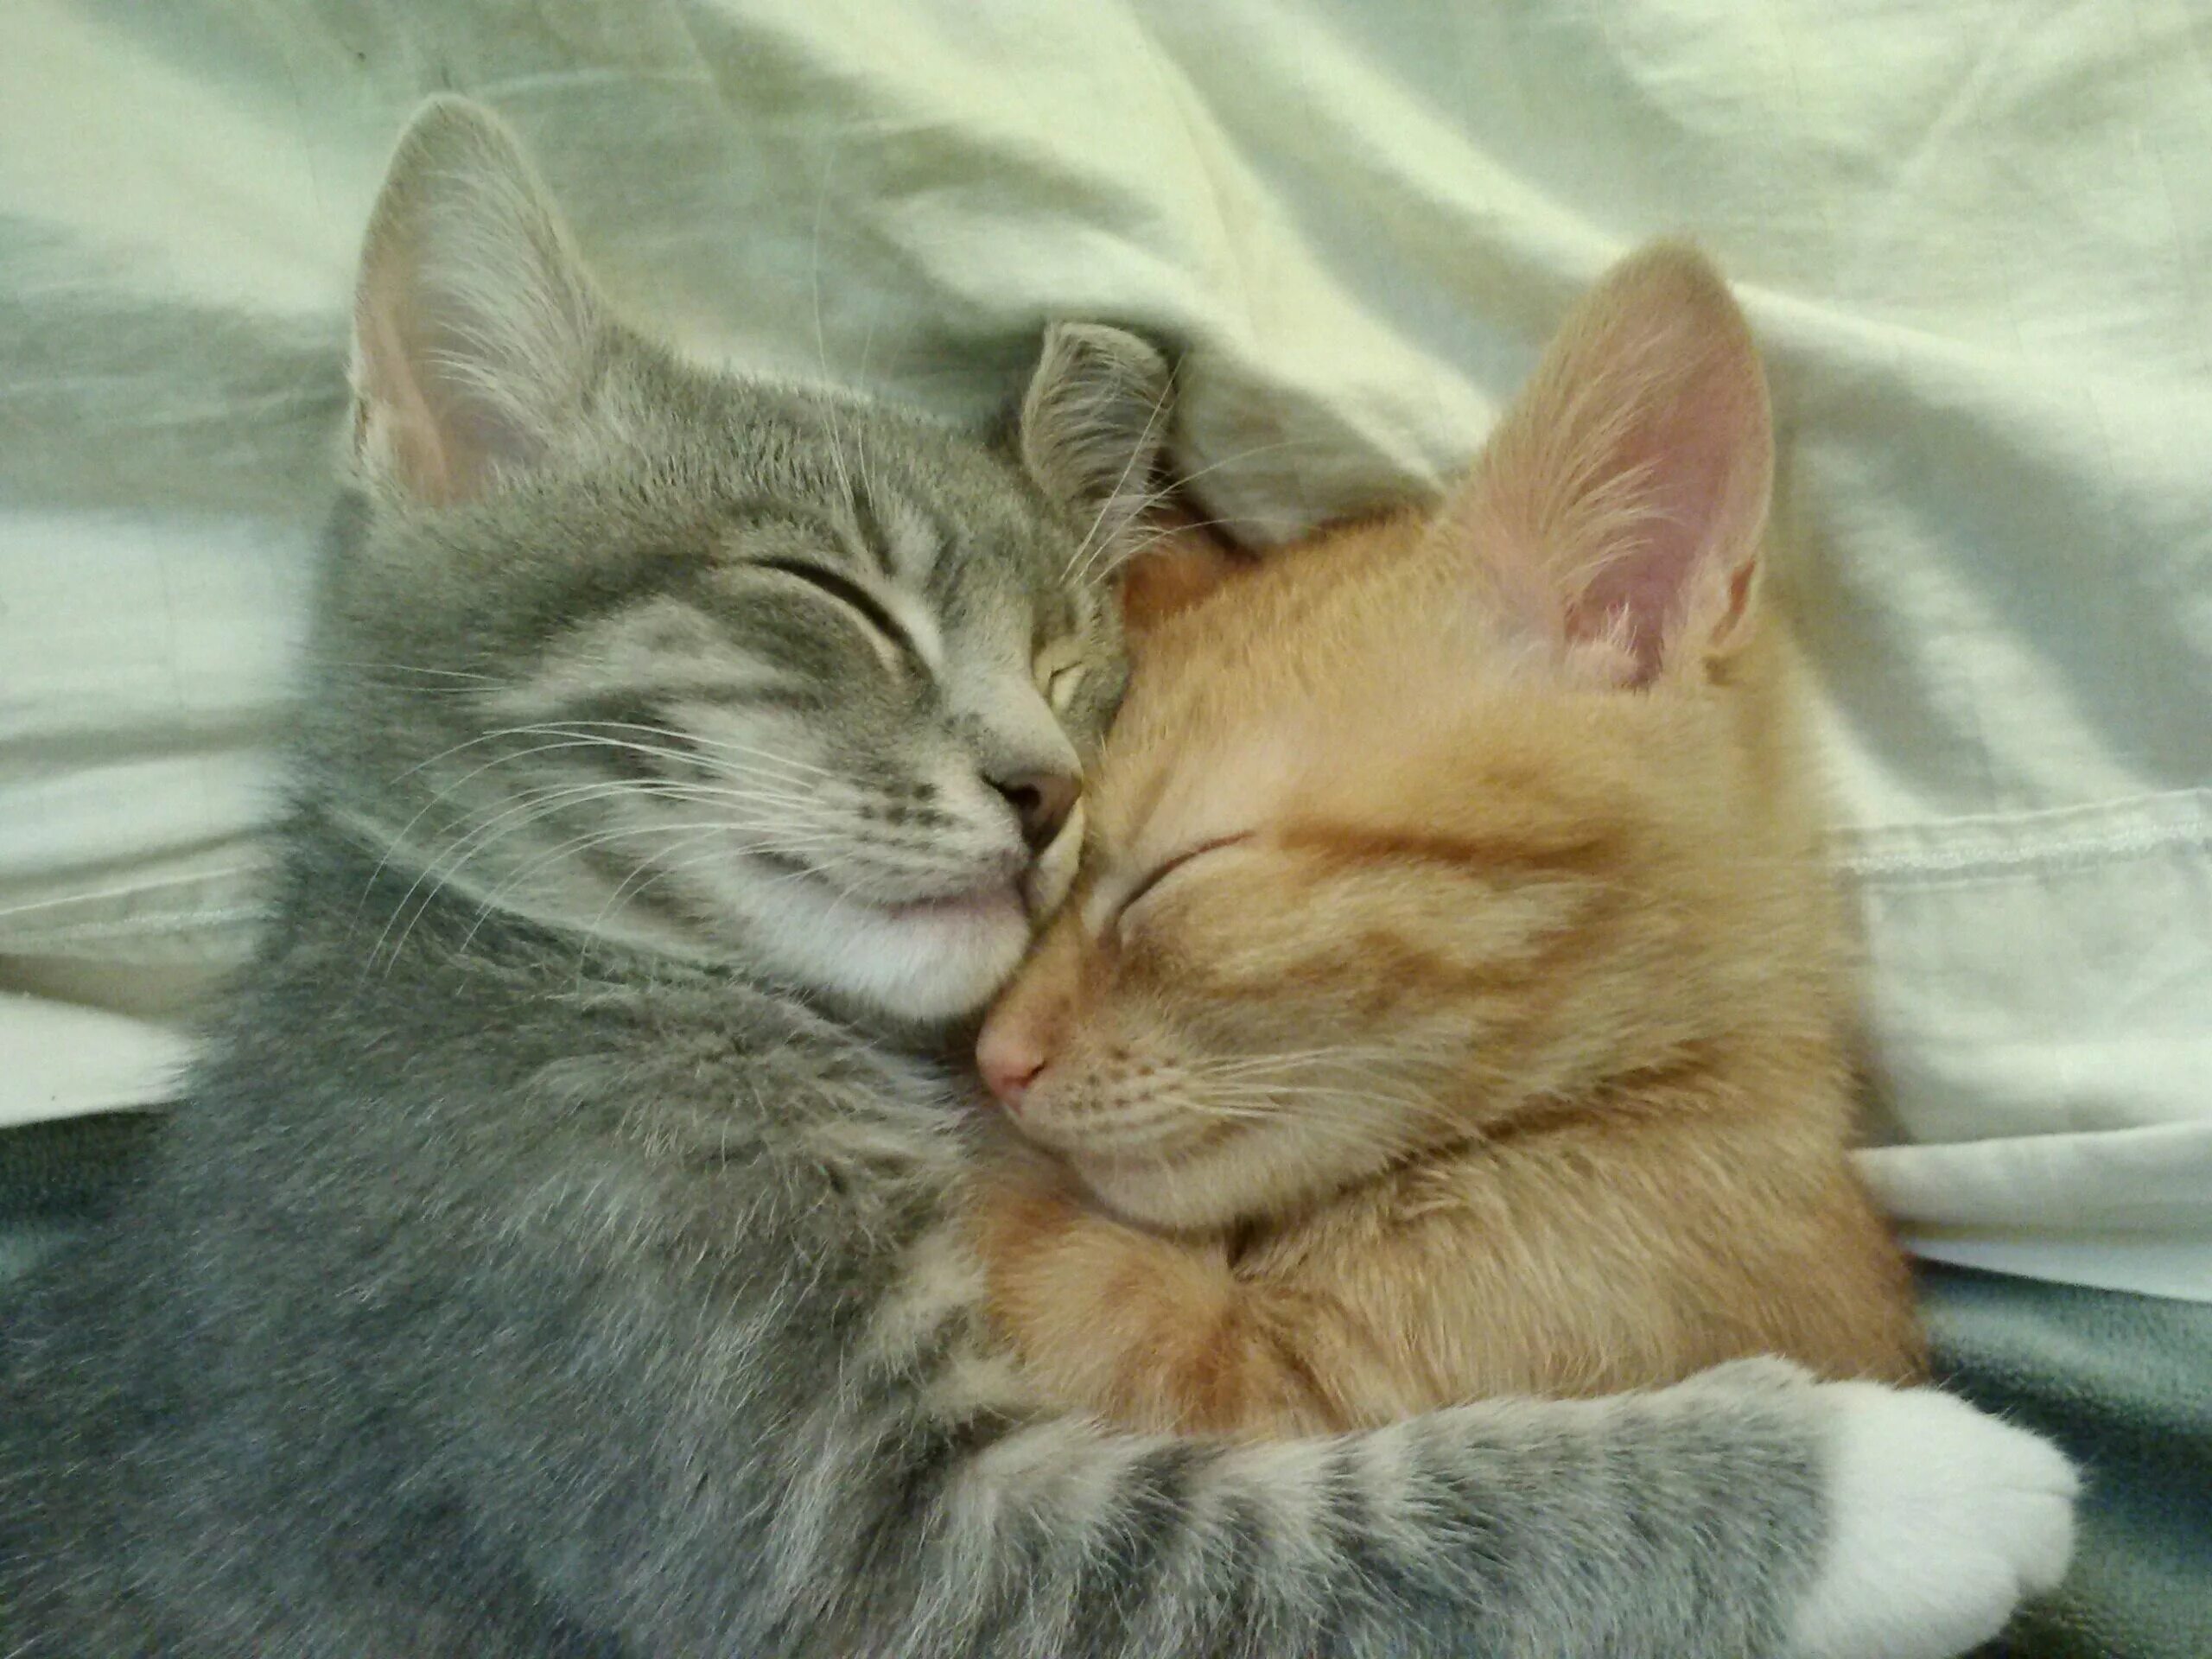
1790, 1382, 2079, 1659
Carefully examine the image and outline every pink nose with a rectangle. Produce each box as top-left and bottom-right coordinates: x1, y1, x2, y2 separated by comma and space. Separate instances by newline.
976, 1024, 1048, 1112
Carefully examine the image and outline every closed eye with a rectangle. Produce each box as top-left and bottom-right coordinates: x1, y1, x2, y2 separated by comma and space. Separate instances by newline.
1045, 661, 1087, 712
1115, 834, 1252, 925
753, 557, 917, 664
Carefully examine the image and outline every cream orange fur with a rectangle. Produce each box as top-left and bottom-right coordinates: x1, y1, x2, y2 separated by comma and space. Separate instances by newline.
968, 243, 1924, 1438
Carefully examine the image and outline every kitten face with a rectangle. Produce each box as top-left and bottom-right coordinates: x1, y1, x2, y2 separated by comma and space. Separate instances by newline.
976, 534, 1670, 1228
979, 244, 1802, 1229
316, 100, 1171, 1025
330, 406, 1127, 1022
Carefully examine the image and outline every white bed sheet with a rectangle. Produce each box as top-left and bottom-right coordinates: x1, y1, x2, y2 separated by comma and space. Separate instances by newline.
2, 0, 2206, 1298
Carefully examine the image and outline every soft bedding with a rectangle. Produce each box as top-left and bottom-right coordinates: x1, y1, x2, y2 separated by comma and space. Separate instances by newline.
2, 0, 2207, 1302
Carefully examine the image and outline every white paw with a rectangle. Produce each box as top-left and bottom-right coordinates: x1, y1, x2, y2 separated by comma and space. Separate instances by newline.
1790, 1383, 2079, 1659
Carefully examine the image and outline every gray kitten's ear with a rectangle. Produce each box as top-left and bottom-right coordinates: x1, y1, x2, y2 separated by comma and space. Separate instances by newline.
348, 97, 605, 505
1018, 322, 1173, 568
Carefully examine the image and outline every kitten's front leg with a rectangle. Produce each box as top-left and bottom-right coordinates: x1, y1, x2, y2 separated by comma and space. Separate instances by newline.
967, 1153, 1360, 1437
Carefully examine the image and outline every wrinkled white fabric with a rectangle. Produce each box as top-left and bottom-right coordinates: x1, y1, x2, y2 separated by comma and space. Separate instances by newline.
2, 0, 2205, 1295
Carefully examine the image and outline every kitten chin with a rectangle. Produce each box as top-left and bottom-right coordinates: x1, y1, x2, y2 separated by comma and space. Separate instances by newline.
748, 869, 1033, 1024
1051, 1111, 1395, 1235
697, 796, 1089, 1023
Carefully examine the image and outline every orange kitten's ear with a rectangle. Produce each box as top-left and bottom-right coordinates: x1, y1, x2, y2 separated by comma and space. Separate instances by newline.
1477, 242, 1772, 683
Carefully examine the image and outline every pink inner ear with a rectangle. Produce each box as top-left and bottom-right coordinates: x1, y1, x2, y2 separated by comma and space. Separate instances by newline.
1477, 246, 1773, 685
1566, 360, 1764, 683
355, 270, 461, 505
346, 101, 599, 510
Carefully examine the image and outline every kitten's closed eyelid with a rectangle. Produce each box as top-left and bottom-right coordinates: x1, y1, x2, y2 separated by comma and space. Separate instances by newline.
1114, 833, 1252, 929
1043, 658, 1088, 712
750, 556, 918, 668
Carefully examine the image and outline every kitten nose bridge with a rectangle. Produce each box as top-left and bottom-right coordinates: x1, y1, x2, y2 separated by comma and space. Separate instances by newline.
988, 765, 1079, 853
978, 921, 1083, 1112
957, 664, 1083, 855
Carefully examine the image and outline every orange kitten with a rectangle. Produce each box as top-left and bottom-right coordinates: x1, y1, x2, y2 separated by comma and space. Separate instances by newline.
967, 244, 1925, 1439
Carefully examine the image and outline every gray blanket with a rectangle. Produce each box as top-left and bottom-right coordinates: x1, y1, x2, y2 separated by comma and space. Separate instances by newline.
1927, 1263, 2212, 1659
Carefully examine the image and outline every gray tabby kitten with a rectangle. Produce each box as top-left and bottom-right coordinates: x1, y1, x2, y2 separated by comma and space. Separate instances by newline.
0, 99, 2074, 1659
